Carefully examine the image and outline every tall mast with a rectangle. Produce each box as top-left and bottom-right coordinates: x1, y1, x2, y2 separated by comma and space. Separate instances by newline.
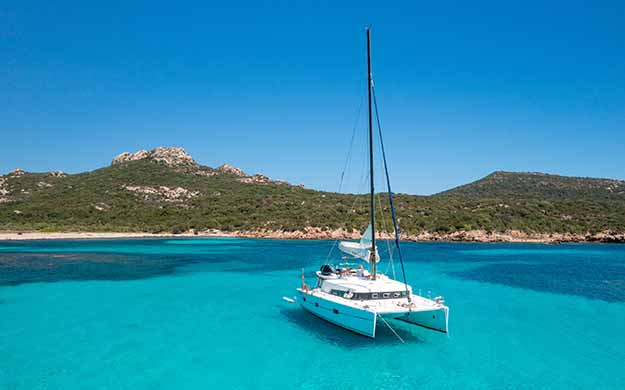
366, 28, 377, 279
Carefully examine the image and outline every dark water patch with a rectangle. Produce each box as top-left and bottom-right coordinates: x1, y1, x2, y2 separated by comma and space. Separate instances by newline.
0, 253, 199, 286
401, 242, 625, 265
445, 242, 625, 302
451, 262, 625, 302
0, 238, 335, 285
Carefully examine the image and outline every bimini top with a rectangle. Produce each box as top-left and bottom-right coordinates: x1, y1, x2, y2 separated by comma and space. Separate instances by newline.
338, 224, 380, 263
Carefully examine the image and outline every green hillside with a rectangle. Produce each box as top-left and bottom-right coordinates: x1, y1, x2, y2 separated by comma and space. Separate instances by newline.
1, 148, 625, 237
439, 171, 625, 201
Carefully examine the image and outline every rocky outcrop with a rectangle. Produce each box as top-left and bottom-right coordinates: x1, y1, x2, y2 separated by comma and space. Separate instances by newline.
113, 150, 149, 164
110, 147, 291, 185
238, 173, 289, 185
0, 177, 10, 203
49, 171, 67, 178
112, 147, 197, 167
217, 164, 246, 177
122, 185, 200, 203
192, 167, 218, 177
9, 169, 25, 177
216, 163, 292, 185
150, 147, 196, 166
586, 231, 625, 243
239, 174, 271, 184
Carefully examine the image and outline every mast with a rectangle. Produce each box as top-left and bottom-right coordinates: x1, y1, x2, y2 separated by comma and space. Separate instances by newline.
366, 28, 377, 279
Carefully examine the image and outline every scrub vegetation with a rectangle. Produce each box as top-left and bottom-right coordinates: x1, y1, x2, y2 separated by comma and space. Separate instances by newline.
1, 161, 625, 236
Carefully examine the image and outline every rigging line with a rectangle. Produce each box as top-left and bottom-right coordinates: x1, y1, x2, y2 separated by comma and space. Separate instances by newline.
378, 314, 405, 344
325, 110, 372, 266
324, 93, 366, 264
374, 130, 396, 276
330, 130, 373, 265
372, 85, 410, 301
338, 92, 365, 193
376, 192, 396, 279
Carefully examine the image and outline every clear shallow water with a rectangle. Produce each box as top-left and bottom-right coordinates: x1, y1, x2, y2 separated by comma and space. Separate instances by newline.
1, 239, 624, 389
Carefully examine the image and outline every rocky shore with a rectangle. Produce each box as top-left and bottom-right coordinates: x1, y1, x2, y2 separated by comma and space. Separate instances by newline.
206, 228, 625, 244
0, 228, 623, 243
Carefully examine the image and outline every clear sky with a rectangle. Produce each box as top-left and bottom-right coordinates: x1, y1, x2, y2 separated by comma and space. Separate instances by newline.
2, 1, 624, 195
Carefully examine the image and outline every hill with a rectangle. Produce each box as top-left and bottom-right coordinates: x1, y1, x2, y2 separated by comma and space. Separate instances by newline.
438, 171, 625, 201
1, 148, 624, 242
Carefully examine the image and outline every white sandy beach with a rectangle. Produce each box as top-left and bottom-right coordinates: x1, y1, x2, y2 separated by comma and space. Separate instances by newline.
0, 231, 238, 241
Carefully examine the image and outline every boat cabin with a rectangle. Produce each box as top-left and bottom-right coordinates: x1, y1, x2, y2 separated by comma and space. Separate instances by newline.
316, 265, 411, 301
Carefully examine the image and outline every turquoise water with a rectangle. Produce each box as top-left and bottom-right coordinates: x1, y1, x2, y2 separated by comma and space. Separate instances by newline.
1, 239, 624, 389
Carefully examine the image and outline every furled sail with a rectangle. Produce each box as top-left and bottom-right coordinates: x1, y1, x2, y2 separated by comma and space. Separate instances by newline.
339, 224, 380, 263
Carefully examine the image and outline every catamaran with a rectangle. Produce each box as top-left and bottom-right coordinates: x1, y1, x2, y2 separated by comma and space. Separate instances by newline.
295, 28, 449, 338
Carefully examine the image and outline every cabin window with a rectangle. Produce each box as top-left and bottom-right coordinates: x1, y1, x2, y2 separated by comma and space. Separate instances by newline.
315, 302, 319, 307
333, 309, 339, 314
349, 291, 407, 300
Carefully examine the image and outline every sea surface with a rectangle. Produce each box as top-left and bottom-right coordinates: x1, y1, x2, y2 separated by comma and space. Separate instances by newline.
1, 238, 624, 389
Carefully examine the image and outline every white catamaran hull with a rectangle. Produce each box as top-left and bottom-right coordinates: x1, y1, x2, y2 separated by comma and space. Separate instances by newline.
296, 289, 377, 338
296, 288, 449, 337
393, 306, 449, 333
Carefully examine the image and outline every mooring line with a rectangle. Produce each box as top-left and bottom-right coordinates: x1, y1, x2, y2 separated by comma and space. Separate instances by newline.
378, 314, 405, 344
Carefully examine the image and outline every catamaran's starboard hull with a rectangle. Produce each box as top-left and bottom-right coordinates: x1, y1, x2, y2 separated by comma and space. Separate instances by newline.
394, 306, 449, 333
296, 289, 376, 338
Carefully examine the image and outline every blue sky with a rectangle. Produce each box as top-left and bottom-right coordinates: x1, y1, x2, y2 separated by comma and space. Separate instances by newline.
1, 1, 624, 195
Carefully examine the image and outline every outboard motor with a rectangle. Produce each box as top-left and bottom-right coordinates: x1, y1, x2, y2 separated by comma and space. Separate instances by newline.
320, 264, 337, 276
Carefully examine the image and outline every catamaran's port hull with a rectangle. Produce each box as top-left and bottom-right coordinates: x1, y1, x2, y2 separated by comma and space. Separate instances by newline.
296, 289, 376, 338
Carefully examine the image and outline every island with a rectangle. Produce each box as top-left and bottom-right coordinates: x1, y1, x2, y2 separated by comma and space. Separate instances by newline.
1, 147, 624, 243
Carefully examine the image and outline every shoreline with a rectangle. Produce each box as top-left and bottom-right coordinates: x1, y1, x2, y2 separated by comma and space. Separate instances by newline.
0, 229, 623, 244
0, 231, 238, 241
